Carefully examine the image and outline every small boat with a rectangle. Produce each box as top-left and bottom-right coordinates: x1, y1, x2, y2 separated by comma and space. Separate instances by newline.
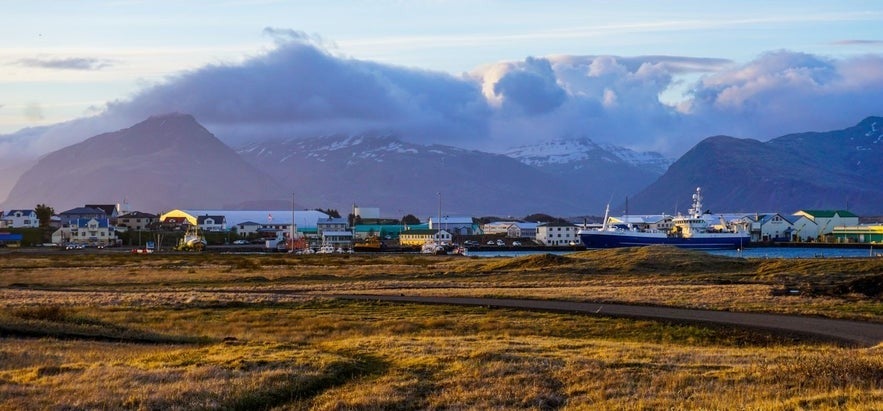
578, 187, 750, 250
421, 241, 446, 255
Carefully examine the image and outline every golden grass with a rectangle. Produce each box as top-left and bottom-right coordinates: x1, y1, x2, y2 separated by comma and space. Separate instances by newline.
1, 248, 882, 409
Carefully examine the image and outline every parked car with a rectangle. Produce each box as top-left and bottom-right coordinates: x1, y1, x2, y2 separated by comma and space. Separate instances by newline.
486, 240, 495, 245
232, 239, 248, 245
496, 239, 505, 246
512, 241, 522, 246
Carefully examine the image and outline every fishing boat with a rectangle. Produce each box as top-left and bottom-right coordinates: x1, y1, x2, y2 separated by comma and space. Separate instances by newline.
578, 187, 749, 249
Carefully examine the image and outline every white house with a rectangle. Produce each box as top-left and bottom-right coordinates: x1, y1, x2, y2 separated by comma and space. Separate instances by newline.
536, 223, 580, 246
3, 209, 39, 228
197, 215, 227, 232
788, 215, 820, 242
743, 213, 795, 242
234, 221, 263, 236
52, 218, 117, 246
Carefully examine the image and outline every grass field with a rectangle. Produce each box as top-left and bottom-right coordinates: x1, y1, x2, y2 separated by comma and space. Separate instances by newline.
0, 246, 881, 409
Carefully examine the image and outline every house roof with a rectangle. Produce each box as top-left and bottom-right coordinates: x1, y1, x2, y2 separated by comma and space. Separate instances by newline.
235, 221, 262, 227
197, 215, 226, 224
401, 229, 448, 235
60, 207, 106, 216
5, 209, 35, 216
85, 204, 118, 216
795, 210, 859, 219
119, 211, 157, 219
73, 218, 109, 228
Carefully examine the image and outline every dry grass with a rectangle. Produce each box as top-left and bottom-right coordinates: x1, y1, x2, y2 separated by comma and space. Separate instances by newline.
1, 248, 882, 409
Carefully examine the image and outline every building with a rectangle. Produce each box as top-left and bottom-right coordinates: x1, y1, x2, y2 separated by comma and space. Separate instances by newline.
197, 215, 227, 232
353, 224, 405, 240
52, 217, 118, 247
115, 211, 157, 232
400, 229, 452, 247
793, 210, 859, 240
832, 225, 883, 244
159, 209, 329, 232
322, 230, 354, 248
3, 209, 39, 228
85, 204, 121, 221
428, 216, 479, 235
233, 221, 263, 236
536, 222, 579, 246
354, 206, 380, 219
317, 217, 349, 234
743, 213, 795, 242
58, 207, 107, 226
482, 221, 539, 238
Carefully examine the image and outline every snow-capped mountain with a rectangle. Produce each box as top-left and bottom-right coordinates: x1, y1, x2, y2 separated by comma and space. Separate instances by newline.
501, 138, 672, 211
237, 134, 589, 216
505, 138, 671, 174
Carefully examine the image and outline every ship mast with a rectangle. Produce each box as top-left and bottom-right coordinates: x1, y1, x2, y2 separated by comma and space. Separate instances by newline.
689, 187, 703, 219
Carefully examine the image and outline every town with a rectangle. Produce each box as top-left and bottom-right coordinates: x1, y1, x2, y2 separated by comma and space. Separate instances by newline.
1, 201, 880, 252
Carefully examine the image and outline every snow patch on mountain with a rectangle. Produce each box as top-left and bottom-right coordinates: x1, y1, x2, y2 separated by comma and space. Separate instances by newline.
504, 138, 671, 174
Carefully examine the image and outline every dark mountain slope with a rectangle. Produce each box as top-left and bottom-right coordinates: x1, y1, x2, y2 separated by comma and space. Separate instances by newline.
628, 117, 883, 215
3, 114, 285, 211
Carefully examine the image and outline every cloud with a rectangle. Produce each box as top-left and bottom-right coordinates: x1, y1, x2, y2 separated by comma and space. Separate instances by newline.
23, 103, 44, 121
491, 57, 566, 115
104, 32, 490, 146
684, 50, 883, 139
831, 39, 883, 46
2, 35, 882, 164
14, 57, 113, 71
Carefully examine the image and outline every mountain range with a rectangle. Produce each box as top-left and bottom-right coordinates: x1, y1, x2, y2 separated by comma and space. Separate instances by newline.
2, 113, 881, 217
627, 116, 883, 215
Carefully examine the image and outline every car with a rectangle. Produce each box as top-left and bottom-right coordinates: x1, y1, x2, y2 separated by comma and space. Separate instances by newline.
512, 241, 521, 246
486, 240, 495, 245
232, 239, 248, 245
496, 239, 505, 246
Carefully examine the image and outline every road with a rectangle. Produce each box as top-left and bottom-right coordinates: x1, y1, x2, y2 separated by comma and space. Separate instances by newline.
335, 294, 883, 347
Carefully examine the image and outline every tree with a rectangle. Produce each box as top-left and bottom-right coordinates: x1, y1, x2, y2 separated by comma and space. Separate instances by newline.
401, 214, 420, 226
34, 204, 54, 228
523, 213, 560, 223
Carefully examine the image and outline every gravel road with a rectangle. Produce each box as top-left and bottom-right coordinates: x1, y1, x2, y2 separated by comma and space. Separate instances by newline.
336, 294, 883, 347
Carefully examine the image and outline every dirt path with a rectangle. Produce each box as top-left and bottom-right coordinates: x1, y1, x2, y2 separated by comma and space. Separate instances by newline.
336, 294, 883, 347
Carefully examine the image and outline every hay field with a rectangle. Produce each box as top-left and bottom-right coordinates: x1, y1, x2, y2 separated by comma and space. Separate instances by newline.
0, 247, 881, 409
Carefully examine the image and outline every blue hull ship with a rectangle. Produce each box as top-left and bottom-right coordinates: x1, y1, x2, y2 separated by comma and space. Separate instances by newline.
578, 231, 748, 249
578, 187, 750, 250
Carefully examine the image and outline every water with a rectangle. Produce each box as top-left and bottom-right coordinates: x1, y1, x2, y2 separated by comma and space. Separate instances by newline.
466, 247, 882, 259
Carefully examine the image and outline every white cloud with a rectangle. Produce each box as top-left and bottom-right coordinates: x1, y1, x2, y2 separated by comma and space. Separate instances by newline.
2, 39, 882, 164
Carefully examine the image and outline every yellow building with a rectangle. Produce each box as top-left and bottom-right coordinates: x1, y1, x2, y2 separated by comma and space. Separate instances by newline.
399, 229, 451, 247
159, 209, 198, 226
832, 225, 883, 244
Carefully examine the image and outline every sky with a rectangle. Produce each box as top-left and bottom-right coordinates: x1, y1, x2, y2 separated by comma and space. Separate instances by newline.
1, 0, 882, 159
